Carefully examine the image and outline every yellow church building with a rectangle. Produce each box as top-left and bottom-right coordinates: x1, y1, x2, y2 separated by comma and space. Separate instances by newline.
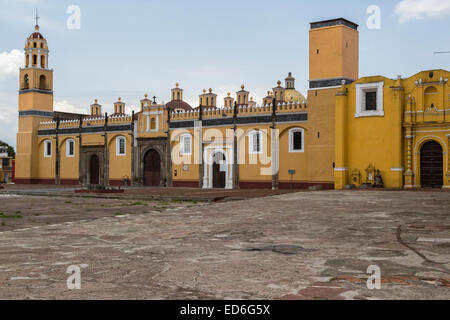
15, 18, 450, 190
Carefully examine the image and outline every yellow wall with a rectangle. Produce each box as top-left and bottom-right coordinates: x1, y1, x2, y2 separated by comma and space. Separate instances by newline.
335, 70, 450, 189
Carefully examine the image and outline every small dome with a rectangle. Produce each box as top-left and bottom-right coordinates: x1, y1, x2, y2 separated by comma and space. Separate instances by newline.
284, 89, 306, 104
166, 100, 192, 111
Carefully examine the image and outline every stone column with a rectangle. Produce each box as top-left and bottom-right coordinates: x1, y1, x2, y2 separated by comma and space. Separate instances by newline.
271, 99, 279, 190
103, 114, 109, 186
446, 134, 450, 188
131, 111, 135, 186
391, 83, 405, 188
55, 119, 60, 184
334, 86, 348, 189
233, 102, 239, 189
78, 116, 83, 186
404, 127, 414, 188
166, 108, 173, 187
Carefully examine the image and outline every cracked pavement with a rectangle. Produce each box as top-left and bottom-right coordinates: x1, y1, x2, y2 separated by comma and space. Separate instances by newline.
0, 190, 449, 299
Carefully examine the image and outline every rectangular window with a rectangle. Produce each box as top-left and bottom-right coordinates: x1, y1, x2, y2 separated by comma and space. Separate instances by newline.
355, 82, 384, 117
250, 131, 262, 154
44, 141, 52, 157
289, 129, 304, 153
365, 91, 377, 111
2, 158, 8, 167
67, 140, 75, 157
119, 139, 125, 155
180, 135, 192, 155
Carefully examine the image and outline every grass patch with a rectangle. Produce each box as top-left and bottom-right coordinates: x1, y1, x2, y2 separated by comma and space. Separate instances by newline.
0, 213, 22, 219
16, 210, 21, 214
121, 201, 147, 207
1, 221, 6, 226
114, 212, 126, 216
64, 201, 72, 204
171, 199, 183, 204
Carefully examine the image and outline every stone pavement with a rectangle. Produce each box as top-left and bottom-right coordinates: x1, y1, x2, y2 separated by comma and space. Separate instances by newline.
0, 190, 449, 299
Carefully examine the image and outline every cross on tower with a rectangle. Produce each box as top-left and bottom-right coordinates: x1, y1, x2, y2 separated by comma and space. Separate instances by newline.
35, 9, 40, 26
153, 96, 157, 104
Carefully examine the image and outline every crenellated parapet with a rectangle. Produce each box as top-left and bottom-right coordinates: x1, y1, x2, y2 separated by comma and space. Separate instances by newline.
171, 101, 308, 122
39, 120, 57, 129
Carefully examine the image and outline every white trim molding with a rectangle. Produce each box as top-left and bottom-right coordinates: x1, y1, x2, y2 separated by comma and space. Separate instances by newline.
390, 167, 404, 172
355, 81, 384, 118
334, 167, 349, 171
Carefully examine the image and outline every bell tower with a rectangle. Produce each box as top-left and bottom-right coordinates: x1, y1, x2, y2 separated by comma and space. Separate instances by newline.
16, 14, 54, 183
306, 18, 359, 187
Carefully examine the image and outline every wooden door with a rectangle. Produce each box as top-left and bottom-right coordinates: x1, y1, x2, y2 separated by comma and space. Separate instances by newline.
420, 141, 443, 188
90, 154, 100, 185
144, 149, 161, 186
212, 152, 226, 189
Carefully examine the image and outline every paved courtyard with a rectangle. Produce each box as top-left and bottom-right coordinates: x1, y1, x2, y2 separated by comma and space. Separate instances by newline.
0, 188, 449, 300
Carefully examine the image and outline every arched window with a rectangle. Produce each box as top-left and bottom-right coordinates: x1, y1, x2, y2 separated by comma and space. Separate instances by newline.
289, 128, 305, 153
39, 75, 46, 90
23, 74, 29, 89
40, 43, 44, 48
26, 55, 29, 67
66, 139, 75, 157
180, 134, 192, 155
116, 136, 126, 156
150, 118, 156, 130
33, 55, 37, 66
172, 92, 175, 100
206, 97, 209, 106
41, 55, 45, 68
33, 42, 37, 48
177, 92, 180, 100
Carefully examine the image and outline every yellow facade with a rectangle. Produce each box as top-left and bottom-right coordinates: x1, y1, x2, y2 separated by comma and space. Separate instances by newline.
15, 19, 449, 190
334, 70, 450, 189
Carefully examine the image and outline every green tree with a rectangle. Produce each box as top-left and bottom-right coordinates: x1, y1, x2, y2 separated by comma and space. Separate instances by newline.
0, 140, 15, 158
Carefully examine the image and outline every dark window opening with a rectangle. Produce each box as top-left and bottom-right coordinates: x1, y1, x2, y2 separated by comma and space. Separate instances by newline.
365, 91, 377, 111
293, 131, 302, 150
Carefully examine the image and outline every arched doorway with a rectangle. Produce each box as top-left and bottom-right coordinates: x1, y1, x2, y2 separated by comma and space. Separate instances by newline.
420, 141, 443, 188
212, 152, 226, 189
90, 154, 100, 185
144, 149, 161, 186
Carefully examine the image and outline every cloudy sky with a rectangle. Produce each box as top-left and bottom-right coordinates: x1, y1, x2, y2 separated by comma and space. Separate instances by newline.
0, 0, 449, 148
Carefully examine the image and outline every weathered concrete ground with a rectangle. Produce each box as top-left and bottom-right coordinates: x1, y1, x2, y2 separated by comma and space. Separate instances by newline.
0, 190, 449, 299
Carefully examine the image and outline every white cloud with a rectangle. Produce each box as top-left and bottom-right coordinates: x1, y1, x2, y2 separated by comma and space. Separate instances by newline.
0, 50, 23, 80
395, 0, 450, 23
54, 100, 88, 114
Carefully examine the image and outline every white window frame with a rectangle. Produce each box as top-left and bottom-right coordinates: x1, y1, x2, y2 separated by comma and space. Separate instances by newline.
44, 140, 52, 157
289, 128, 305, 153
116, 136, 126, 156
355, 81, 384, 117
66, 139, 75, 157
249, 130, 262, 155
180, 134, 192, 156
